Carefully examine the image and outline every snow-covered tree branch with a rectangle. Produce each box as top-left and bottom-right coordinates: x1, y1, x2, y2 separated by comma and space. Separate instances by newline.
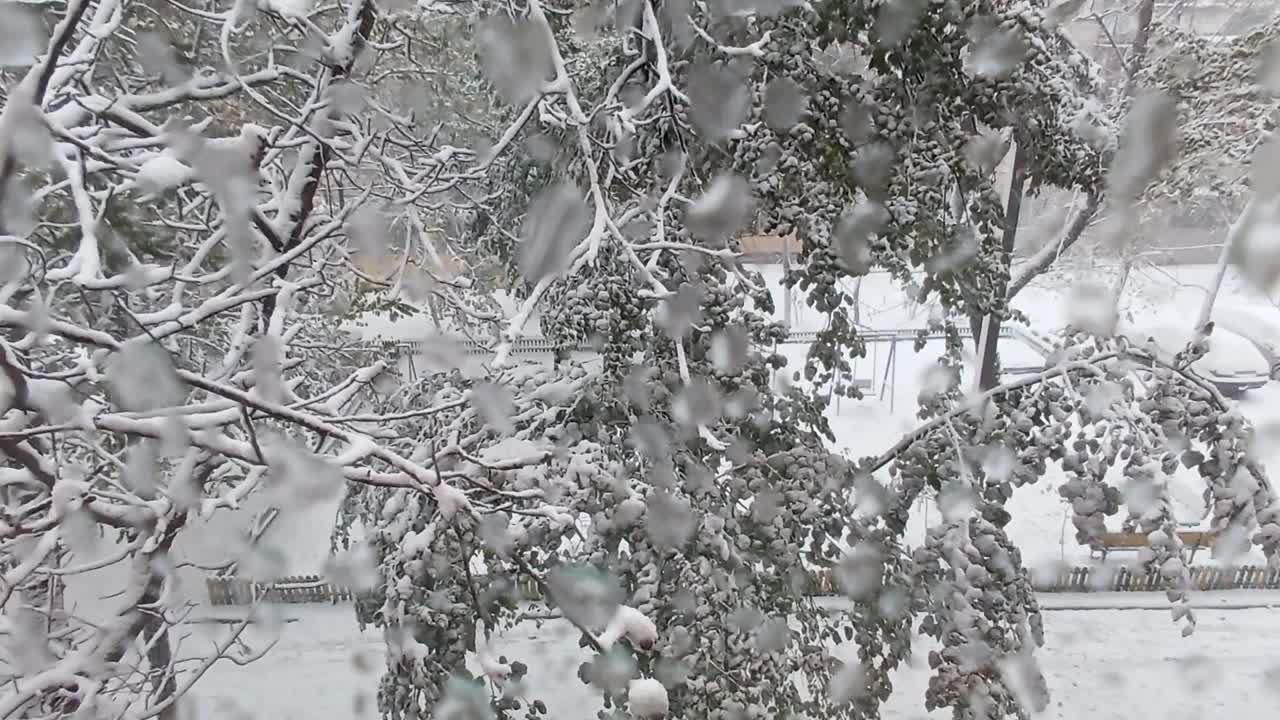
2, 1, 1279, 720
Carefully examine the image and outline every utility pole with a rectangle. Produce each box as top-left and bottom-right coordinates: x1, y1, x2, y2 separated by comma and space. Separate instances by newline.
782, 234, 793, 330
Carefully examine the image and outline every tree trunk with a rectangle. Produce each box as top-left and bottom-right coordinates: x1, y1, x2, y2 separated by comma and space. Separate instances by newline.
852, 276, 862, 326
1005, 191, 1102, 300
972, 139, 1030, 390
1110, 252, 1134, 305
1123, 0, 1157, 101
1194, 199, 1256, 333
988, 0, 1159, 382
1004, 0, 1157, 307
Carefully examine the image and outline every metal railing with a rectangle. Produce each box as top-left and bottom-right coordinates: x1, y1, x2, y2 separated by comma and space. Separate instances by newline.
385, 324, 1023, 358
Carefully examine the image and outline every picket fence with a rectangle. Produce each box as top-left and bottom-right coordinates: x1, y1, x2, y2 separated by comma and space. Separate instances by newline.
1032, 564, 1280, 592
206, 574, 364, 605
205, 565, 1280, 606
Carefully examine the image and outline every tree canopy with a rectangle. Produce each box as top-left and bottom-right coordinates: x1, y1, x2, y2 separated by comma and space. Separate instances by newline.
1, 2, 1278, 720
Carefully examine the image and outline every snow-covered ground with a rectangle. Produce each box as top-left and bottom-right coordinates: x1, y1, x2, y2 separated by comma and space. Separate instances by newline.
191, 602, 1280, 720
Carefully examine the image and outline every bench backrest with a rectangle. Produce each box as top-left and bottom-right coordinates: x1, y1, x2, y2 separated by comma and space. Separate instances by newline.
1101, 531, 1215, 548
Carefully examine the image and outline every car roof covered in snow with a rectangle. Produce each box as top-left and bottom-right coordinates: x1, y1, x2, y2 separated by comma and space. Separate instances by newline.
1119, 319, 1268, 377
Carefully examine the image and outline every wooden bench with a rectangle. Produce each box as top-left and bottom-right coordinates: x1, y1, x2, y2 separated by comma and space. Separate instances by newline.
1097, 530, 1216, 563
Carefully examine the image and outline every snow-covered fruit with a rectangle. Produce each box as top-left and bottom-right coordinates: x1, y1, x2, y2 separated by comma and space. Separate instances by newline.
599, 605, 658, 651
628, 678, 669, 720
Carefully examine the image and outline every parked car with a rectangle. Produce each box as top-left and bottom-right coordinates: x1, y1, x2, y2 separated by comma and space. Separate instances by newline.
1118, 320, 1270, 398
997, 337, 1053, 381
1211, 304, 1280, 381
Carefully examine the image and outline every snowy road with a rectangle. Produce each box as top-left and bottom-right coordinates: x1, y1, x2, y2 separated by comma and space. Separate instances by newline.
192, 601, 1280, 720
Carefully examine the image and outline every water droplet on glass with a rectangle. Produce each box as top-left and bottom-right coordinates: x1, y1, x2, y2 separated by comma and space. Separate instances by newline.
964, 131, 1011, 176
1066, 280, 1117, 336
629, 417, 670, 460
436, 675, 497, 720
1260, 40, 1280, 96
828, 660, 869, 704
997, 651, 1049, 713
968, 20, 1028, 78
519, 182, 588, 283
1108, 91, 1178, 204
1, 175, 35, 235
687, 63, 749, 141
253, 335, 284, 405
110, 341, 185, 412
655, 283, 705, 339
478, 15, 552, 105
1044, 0, 1088, 30
137, 31, 190, 86
477, 513, 514, 557
685, 174, 753, 245
266, 438, 344, 509
671, 377, 721, 428
124, 441, 159, 499
834, 202, 888, 275
764, 77, 807, 131
646, 490, 696, 550
2, 95, 50, 169
815, 41, 871, 78
546, 564, 623, 630
839, 102, 877, 145
327, 80, 367, 114
919, 362, 958, 399
937, 482, 978, 522
710, 325, 749, 371
471, 382, 515, 436
755, 616, 791, 653
325, 543, 380, 592
1231, 208, 1280, 293
852, 143, 896, 199
981, 445, 1017, 484
835, 542, 883, 600
873, 0, 928, 48
238, 538, 287, 582
924, 225, 980, 273
0, 3, 48, 66
586, 648, 636, 695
